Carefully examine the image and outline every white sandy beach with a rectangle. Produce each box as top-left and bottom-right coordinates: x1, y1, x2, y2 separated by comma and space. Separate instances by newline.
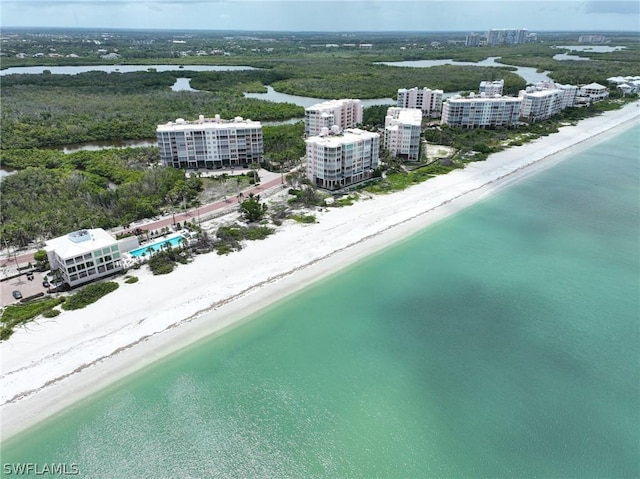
1, 101, 638, 441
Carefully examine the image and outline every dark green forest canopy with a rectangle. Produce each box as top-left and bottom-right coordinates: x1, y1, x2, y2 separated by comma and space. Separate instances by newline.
0, 148, 202, 247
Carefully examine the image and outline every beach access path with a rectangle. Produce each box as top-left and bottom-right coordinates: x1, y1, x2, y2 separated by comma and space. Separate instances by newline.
1, 101, 638, 441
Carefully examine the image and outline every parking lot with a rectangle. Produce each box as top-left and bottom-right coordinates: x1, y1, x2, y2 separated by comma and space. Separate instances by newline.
1, 271, 51, 307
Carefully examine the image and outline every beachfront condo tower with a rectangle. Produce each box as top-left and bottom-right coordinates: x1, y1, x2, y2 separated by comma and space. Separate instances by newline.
397, 87, 443, 118
157, 115, 264, 169
442, 94, 522, 129
305, 127, 380, 190
304, 99, 364, 137
384, 107, 423, 162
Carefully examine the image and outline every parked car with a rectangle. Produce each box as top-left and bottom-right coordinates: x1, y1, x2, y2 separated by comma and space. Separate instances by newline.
12, 290, 22, 300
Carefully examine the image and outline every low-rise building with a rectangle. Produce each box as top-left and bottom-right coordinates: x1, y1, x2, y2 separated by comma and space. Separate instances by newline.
384, 108, 422, 162
45, 229, 138, 288
304, 99, 363, 137
305, 127, 380, 190
442, 94, 522, 129
607, 76, 640, 95
157, 115, 264, 169
397, 87, 443, 117
577, 82, 609, 104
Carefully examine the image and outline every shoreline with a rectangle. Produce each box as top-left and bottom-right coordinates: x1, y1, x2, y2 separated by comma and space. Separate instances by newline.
2, 101, 639, 442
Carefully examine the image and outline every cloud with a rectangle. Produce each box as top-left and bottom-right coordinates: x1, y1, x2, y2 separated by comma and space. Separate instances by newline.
584, 1, 640, 15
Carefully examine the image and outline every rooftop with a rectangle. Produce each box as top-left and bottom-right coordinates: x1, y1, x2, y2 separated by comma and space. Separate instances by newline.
385, 107, 423, 127
157, 114, 261, 132
305, 99, 362, 112
45, 228, 118, 259
305, 128, 379, 147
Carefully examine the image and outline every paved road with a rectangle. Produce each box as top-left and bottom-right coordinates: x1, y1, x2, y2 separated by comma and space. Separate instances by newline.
3, 174, 286, 268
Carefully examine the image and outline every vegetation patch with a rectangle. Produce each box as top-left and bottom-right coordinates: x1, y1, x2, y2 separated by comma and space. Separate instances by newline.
214, 224, 275, 255
61, 282, 119, 311
0, 297, 66, 340
42, 309, 61, 318
124, 275, 139, 284
291, 214, 317, 224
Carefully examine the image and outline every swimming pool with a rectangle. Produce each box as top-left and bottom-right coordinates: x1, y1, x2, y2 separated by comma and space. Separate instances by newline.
128, 234, 186, 258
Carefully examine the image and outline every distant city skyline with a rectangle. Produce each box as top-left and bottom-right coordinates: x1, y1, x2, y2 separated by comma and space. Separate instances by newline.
2, 1, 639, 32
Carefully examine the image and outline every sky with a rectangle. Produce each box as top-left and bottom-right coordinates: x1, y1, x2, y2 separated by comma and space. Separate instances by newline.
1, 0, 639, 32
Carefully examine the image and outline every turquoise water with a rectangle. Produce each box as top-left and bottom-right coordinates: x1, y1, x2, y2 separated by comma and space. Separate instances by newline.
128, 234, 185, 258
3, 125, 639, 478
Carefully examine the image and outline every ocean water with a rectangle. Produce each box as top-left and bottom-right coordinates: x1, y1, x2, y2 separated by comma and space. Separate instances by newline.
3, 125, 639, 478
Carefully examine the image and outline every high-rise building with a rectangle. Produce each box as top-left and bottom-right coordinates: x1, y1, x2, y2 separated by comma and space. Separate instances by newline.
397, 87, 443, 117
442, 94, 522, 128
486, 29, 530, 45
465, 33, 481, 47
519, 89, 564, 122
304, 99, 363, 137
305, 128, 380, 190
384, 108, 423, 162
156, 115, 263, 169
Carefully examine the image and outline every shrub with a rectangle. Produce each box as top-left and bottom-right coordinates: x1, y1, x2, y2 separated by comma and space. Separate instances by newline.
0, 327, 13, 341
124, 275, 139, 284
291, 214, 317, 224
62, 282, 119, 311
42, 309, 61, 318
148, 255, 175, 275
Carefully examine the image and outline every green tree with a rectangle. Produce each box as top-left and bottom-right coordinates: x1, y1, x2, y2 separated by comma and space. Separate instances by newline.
239, 193, 267, 223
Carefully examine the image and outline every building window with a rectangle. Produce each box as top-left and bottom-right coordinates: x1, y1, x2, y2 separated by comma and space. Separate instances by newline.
98, 265, 106, 273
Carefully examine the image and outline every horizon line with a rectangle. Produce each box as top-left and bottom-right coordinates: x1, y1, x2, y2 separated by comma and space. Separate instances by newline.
2, 26, 639, 34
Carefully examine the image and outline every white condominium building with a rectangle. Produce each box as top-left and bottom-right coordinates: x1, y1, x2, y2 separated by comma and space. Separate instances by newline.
157, 115, 263, 169
305, 128, 380, 190
397, 87, 443, 117
520, 89, 564, 122
479, 80, 504, 96
384, 108, 422, 162
45, 229, 138, 288
555, 83, 579, 108
529, 81, 578, 109
442, 94, 522, 129
518, 82, 579, 122
304, 99, 363, 137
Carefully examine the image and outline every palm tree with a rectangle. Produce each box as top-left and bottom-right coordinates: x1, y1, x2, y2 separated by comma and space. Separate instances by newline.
249, 162, 260, 185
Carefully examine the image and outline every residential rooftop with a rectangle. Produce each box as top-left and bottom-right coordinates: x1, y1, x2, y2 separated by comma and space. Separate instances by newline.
45, 228, 117, 259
